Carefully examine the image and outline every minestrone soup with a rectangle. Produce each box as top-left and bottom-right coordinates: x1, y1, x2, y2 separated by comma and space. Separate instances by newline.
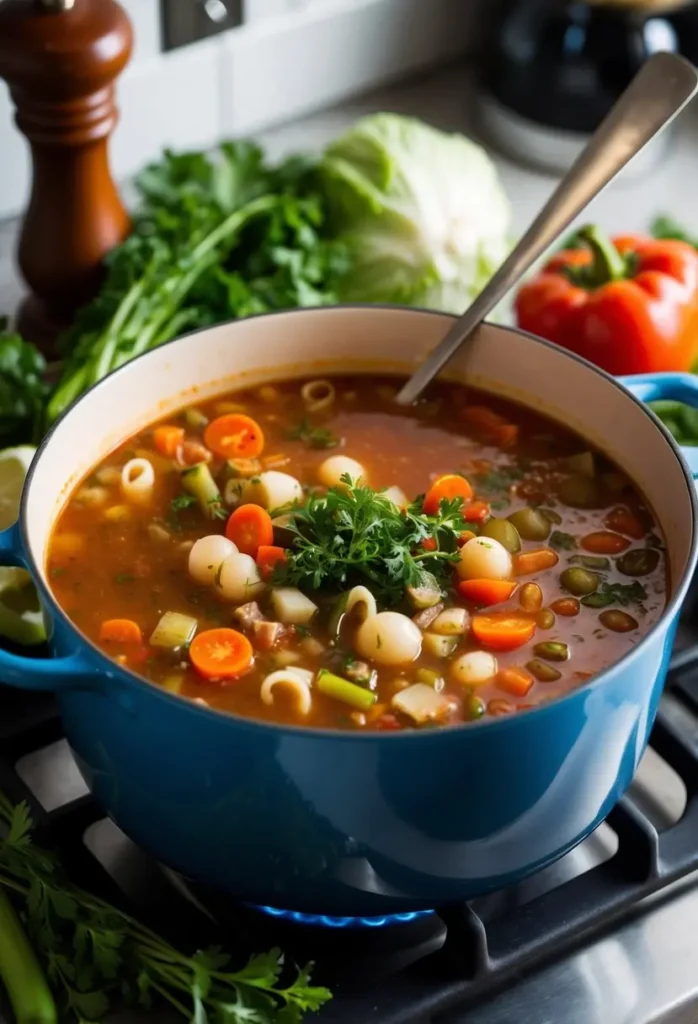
47, 375, 667, 731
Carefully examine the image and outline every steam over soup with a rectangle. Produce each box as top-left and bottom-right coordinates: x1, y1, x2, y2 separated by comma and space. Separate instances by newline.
47, 375, 667, 731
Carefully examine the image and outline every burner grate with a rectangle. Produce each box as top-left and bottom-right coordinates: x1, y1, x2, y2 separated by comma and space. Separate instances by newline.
1, 632, 698, 1022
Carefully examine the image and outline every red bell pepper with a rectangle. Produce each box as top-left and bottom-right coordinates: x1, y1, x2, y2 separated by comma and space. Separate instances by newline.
514, 225, 698, 375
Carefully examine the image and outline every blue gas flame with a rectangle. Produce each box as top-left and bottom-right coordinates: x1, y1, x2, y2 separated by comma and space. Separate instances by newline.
250, 905, 434, 928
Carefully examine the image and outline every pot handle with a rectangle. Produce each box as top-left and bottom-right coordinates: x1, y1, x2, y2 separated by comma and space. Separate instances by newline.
0, 522, 94, 691
619, 372, 698, 479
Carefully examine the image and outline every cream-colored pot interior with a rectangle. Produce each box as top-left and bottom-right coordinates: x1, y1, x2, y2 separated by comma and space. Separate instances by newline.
26, 308, 694, 591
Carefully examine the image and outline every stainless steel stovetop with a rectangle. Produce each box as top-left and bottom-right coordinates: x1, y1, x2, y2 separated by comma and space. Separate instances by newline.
2, 623, 698, 1024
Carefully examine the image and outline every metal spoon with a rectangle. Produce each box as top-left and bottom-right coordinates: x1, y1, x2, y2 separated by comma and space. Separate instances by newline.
395, 51, 698, 407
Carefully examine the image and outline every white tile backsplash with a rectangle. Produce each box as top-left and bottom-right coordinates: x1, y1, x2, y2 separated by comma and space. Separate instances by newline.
220, 0, 481, 137
112, 38, 223, 177
118, 0, 161, 63
0, 0, 486, 220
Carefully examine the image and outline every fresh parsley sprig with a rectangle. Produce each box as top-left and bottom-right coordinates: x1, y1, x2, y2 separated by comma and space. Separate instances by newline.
286, 418, 341, 450
0, 793, 331, 1023
276, 477, 467, 604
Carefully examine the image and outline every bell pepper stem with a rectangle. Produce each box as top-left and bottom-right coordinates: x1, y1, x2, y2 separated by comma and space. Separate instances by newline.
577, 224, 627, 286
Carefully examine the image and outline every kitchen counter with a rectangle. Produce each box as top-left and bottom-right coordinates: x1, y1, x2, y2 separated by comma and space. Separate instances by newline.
2, 60, 698, 317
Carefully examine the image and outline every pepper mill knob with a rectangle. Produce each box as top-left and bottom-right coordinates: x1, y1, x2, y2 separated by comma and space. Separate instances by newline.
0, 0, 133, 353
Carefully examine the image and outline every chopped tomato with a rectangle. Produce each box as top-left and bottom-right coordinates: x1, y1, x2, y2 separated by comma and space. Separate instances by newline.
463, 501, 490, 524
421, 536, 438, 552
422, 474, 473, 516
604, 507, 645, 540
472, 612, 536, 651
204, 414, 265, 459
256, 545, 288, 580
225, 504, 274, 557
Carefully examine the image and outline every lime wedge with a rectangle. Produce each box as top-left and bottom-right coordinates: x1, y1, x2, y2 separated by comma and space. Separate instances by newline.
0, 445, 35, 531
0, 445, 45, 645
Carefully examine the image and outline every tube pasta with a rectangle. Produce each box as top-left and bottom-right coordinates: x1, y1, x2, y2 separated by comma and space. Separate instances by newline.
120, 458, 155, 503
260, 668, 314, 715
345, 585, 377, 623
301, 379, 335, 413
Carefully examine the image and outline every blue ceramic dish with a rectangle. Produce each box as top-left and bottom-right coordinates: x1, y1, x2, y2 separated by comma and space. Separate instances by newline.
0, 308, 696, 917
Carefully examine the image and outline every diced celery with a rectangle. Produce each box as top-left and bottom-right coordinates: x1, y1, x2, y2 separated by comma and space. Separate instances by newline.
181, 463, 223, 519
150, 611, 197, 649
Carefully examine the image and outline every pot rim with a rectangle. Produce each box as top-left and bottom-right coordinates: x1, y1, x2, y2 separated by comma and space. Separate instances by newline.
23, 304, 698, 740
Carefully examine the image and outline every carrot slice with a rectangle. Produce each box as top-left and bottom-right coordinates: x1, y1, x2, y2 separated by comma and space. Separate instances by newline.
189, 628, 253, 681
153, 425, 185, 459
256, 544, 288, 580
423, 474, 473, 515
225, 504, 274, 556
512, 548, 559, 576
457, 529, 477, 547
604, 507, 645, 540
204, 414, 265, 459
463, 500, 490, 524
461, 406, 507, 431
457, 578, 517, 606
99, 619, 143, 645
581, 530, 630, 555
497, 666, 534, 697
472, 612, 536, 651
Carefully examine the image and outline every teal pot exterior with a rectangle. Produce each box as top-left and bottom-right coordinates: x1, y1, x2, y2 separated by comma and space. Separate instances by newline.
0, 308, 695, 916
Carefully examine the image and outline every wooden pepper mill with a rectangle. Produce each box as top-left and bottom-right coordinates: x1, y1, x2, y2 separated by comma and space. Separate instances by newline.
0, 0, 133, 354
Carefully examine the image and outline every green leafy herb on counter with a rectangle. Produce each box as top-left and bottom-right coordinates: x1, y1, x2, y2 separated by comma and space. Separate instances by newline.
0, 792, 331, 1023
0, 318, 50, 447
47, 142, 350, 425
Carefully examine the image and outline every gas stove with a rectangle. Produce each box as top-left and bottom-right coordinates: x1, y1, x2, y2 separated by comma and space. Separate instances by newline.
2, 610, 698, 1023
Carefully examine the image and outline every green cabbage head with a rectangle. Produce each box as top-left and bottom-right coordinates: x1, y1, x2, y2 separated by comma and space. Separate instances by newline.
318, 113, 511, 313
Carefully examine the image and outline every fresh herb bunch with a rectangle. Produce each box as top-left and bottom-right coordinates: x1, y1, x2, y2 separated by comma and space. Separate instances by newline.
276, 477, 467, 604
0, 317, 50, 446
47, 142, 350, 425
0, 793, 331, 1023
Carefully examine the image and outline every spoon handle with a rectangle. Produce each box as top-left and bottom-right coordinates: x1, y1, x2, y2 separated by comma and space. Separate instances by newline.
395, 52, 698, 407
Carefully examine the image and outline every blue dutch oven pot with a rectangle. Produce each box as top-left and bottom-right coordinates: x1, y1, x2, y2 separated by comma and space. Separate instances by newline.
0, 308, 696, 918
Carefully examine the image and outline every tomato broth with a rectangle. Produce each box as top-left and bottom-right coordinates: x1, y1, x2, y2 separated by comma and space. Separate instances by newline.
47, 375, 667, 731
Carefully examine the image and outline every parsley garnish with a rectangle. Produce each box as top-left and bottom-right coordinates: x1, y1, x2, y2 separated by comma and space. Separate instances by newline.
170, 493, 196, 513
276, 476, 467, 605
550, 530, 577, 551
114, 572, 135, 584
49, 567, 65, 579
208, 496, 227, 520
0, 792, 331, 1022
582, 581, 647, 608
287, 418, 341, 450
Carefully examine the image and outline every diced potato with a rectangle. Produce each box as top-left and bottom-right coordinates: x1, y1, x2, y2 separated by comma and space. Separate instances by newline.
392, 684, 450, 724
270, 587, 318, 625
431, 607, 469, 636
422, 633, 459, 658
